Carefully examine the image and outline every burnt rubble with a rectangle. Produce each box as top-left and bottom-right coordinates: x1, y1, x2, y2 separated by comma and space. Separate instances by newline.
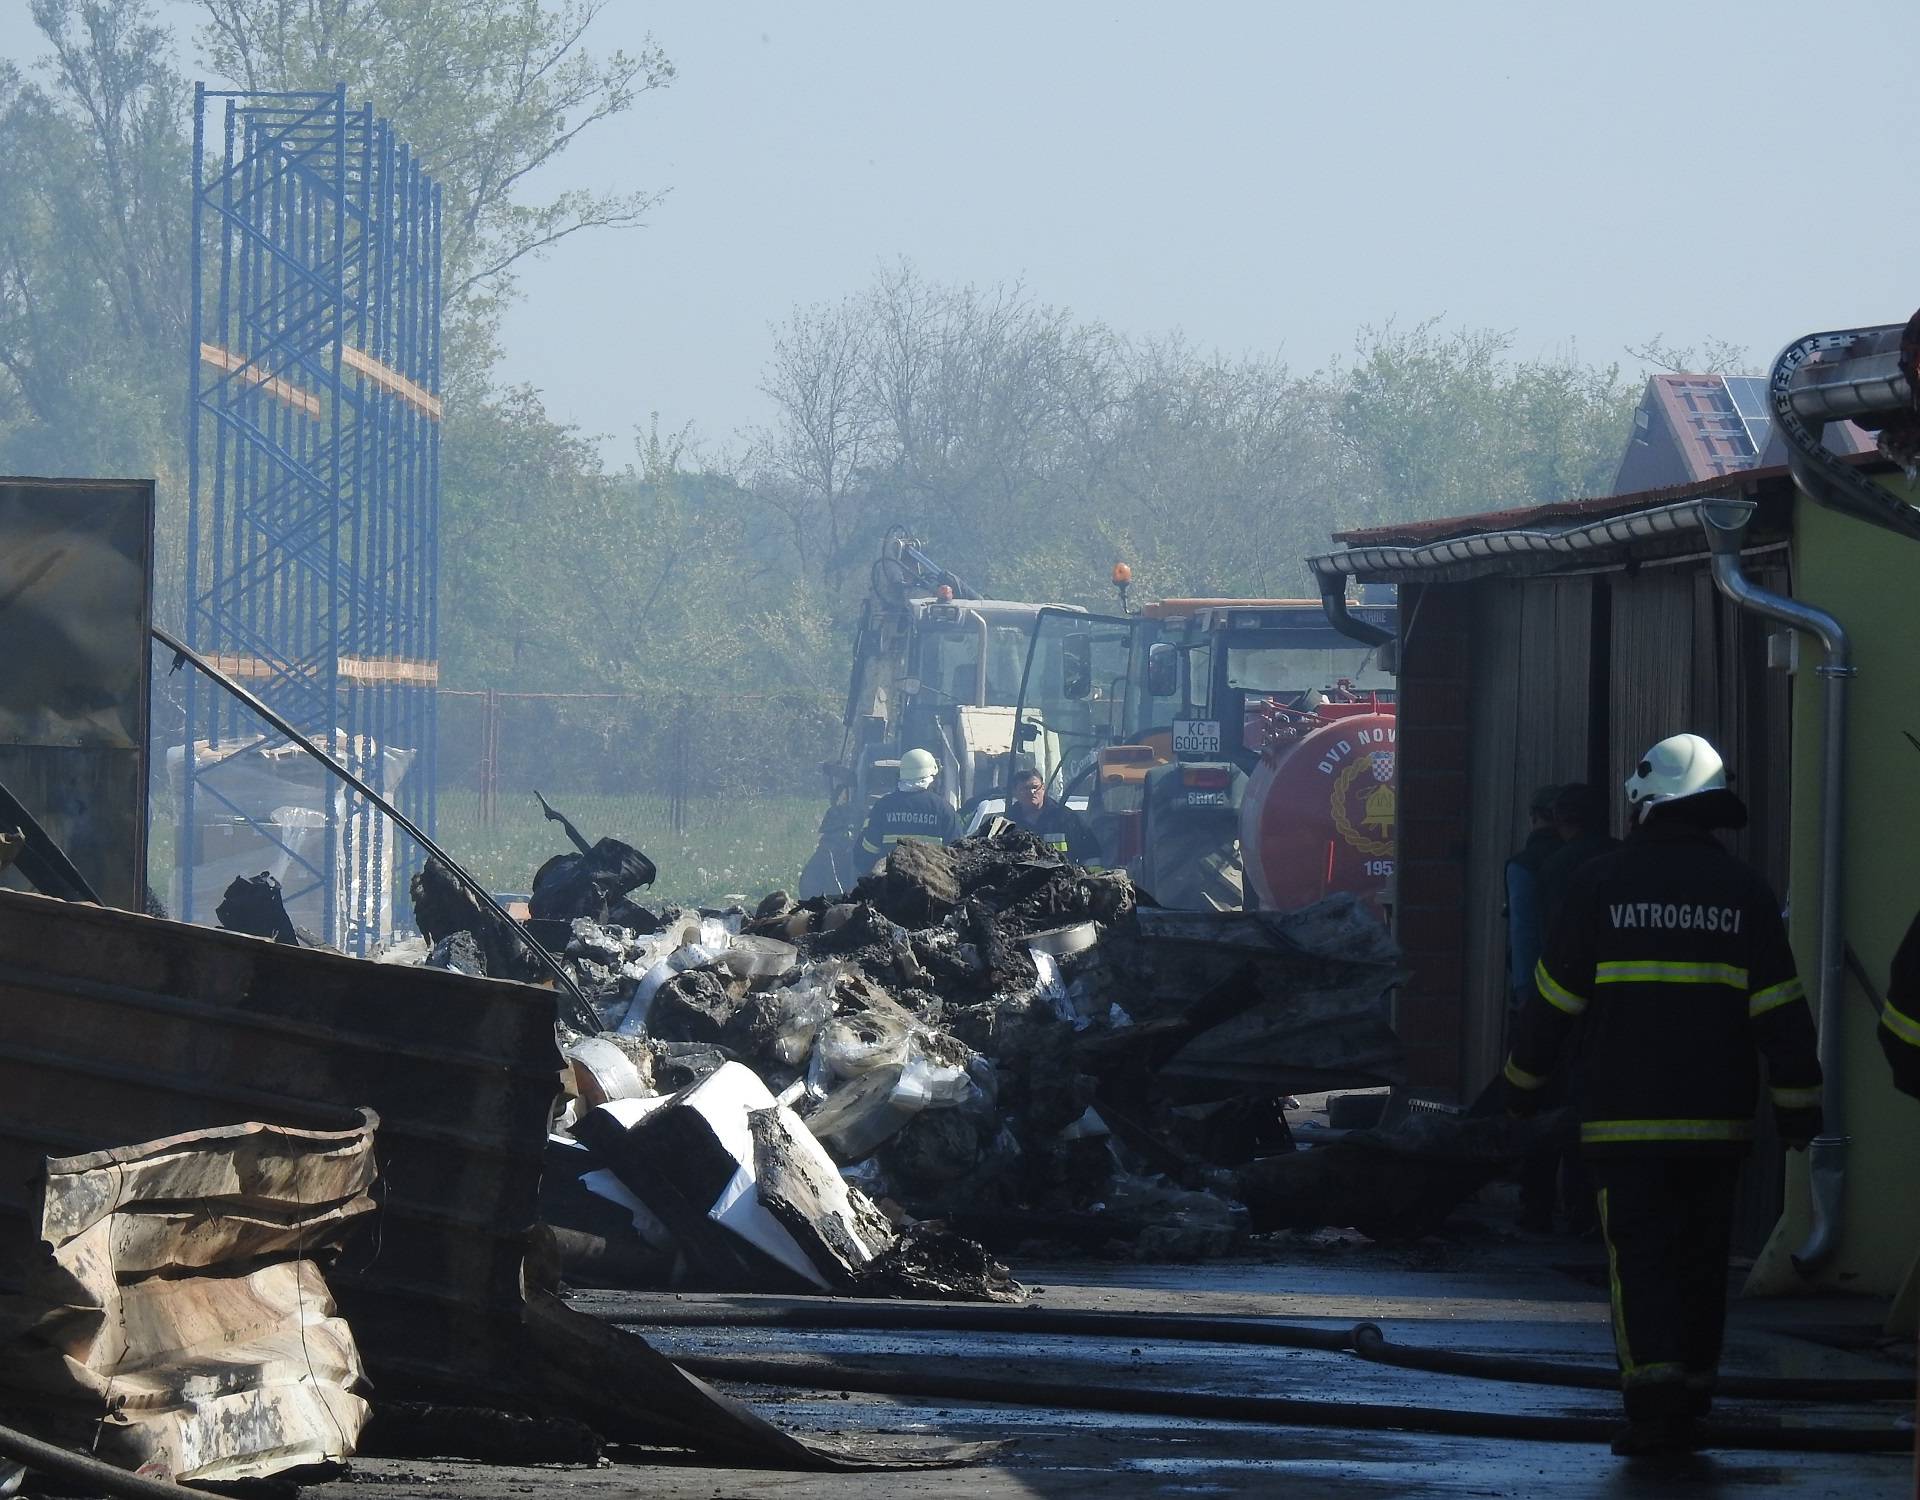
408, 814, 1554, 1296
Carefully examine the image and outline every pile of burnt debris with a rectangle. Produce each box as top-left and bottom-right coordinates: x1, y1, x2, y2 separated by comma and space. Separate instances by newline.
244, 802, 1557, 1297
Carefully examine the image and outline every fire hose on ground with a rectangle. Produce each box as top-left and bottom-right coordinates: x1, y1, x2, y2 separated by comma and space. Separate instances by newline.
605, 1299, 1910, 1402
605, 1301, 1913, 1454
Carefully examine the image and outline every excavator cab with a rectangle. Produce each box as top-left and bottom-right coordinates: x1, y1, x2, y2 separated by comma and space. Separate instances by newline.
1005, 608, 1138, 850
800, 533, 1090, 899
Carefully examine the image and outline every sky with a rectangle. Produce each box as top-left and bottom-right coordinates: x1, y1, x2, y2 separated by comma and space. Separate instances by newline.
4, 0, 1917, 464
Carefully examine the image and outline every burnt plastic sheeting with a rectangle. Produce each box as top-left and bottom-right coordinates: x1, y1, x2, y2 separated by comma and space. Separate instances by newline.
214, 871, 300, 944
529, 837, 658, 925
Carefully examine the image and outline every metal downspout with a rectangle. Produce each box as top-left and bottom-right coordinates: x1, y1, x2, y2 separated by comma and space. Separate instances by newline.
1699, 499, 1852, 1275
1316, 576, 1395, 648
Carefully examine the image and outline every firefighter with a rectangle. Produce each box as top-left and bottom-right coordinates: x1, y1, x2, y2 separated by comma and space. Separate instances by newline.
1882, 910, 1920, 1100
857, 747, 961, 862
1504, 732, 1822, 1457
1006, 765, 1102, 867
1504, 784, 1564, 1233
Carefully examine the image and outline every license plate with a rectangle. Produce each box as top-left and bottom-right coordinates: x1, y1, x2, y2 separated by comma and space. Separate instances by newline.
1172, 719, 1221, 754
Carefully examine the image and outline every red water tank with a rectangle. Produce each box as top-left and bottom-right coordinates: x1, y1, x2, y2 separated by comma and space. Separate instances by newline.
1239, 709, 1397, 918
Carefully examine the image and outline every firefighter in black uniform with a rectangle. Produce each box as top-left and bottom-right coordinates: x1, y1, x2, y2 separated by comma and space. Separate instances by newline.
1505, 733, 1822, 1457
856, 748, 961, 863
1006, 765, 1102, 867
1881, 909, 1920, 1100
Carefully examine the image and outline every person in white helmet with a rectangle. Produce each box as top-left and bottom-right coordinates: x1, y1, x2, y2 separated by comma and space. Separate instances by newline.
856, 747, 961, 862
1505, 732, 1821, 1458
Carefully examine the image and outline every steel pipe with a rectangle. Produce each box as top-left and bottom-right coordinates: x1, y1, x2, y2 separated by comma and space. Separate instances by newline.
1699, 498, 1852, 1275
1316, 576, 1395, 648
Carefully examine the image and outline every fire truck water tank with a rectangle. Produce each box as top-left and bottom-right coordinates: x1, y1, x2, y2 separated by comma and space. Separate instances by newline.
1239, 710, 1397, 917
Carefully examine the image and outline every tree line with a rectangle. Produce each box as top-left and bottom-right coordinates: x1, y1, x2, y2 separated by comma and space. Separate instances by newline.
2, 0, 1667, 727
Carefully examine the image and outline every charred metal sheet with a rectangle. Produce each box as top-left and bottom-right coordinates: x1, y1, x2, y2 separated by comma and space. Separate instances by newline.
0, 887, 561, 1398
0, 1112, 376, 1483
0, 478, 153, 911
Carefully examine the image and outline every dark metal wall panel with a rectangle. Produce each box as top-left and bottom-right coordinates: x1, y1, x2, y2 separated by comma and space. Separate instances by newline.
1459, 577, 1596, 1095
0, 479, 153, 909
1607, 569, 1698, 835
0, 889, 560, 1392
1392, 583, 1476, 1094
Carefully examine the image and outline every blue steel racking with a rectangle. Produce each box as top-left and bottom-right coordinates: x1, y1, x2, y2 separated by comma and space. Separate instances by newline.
183, 85, 441, 951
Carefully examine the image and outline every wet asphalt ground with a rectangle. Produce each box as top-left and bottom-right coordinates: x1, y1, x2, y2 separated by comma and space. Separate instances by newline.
316, 1224, 1915, 1499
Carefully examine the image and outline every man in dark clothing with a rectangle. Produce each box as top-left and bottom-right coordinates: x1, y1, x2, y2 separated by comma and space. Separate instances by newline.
1506, 785, 1564, 1010
1506, 733, 1821, 1458
1505, 785, 1564, 1233
857, 747, 961, 862
1007, 765, 1103, 867
1523, 782, 1619, 1235
1881, 909, 1920, 1100
1536, 782, 1620, 933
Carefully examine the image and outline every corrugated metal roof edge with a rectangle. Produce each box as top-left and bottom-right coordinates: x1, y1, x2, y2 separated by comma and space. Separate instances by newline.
1328, 452, 1886, 549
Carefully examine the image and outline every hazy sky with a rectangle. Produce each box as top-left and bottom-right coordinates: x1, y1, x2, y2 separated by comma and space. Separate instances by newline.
5, 1, 1917, 464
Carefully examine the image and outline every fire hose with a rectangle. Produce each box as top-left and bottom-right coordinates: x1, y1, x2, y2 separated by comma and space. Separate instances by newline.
606, 1301, 1913, 1452
663, 1352, 1907, 1453
0, 1419, 205, 1500
605, 1299, 1909, 1402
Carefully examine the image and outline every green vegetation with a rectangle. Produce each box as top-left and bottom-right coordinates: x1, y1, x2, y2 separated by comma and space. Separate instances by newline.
433, 790, 823, 910
2, 2, 1738, 895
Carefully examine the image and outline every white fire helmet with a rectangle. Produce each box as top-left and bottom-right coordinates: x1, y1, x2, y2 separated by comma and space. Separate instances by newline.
898, 747, 939, 791
1623, 733, 1726, 822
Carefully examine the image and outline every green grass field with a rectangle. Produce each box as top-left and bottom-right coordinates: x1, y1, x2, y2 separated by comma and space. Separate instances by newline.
434, 789, 824, 909
147, 789, 827, 915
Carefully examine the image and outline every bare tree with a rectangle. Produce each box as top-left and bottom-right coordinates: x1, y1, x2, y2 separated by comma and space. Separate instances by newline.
753, 296, 871, 578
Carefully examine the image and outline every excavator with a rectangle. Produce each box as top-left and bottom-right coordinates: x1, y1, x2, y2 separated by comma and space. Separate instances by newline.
1004, 576, 1397, 913
797, 530, 1084, 898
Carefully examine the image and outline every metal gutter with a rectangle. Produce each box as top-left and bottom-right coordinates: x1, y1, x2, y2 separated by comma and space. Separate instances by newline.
1700, 499, 1852, 1275
1308, 497, 1722, 586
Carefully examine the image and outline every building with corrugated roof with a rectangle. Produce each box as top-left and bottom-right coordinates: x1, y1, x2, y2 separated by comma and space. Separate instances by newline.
1309, 323, 1920, 1319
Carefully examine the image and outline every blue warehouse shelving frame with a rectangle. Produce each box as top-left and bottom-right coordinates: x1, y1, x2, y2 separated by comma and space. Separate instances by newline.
183, 84, 441, 951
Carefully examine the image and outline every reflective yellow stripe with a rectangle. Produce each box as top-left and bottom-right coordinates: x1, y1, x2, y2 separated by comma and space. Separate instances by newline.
1749, 978, 1806, 1018
1595, 959, 1748, 988
1599, 1188, 1633, 1376
1882, 1000, 1920, 1048
1769, 1084, 1822, 1110
1503, 1056, 1548, 1091
1535, 959, 1587, 1016
1580, 1118, 1755, 1145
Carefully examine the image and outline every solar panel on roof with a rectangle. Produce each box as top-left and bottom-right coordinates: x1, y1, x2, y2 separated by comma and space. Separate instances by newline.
1724, 376, 1770, 420
1721, 376, 1772, 458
